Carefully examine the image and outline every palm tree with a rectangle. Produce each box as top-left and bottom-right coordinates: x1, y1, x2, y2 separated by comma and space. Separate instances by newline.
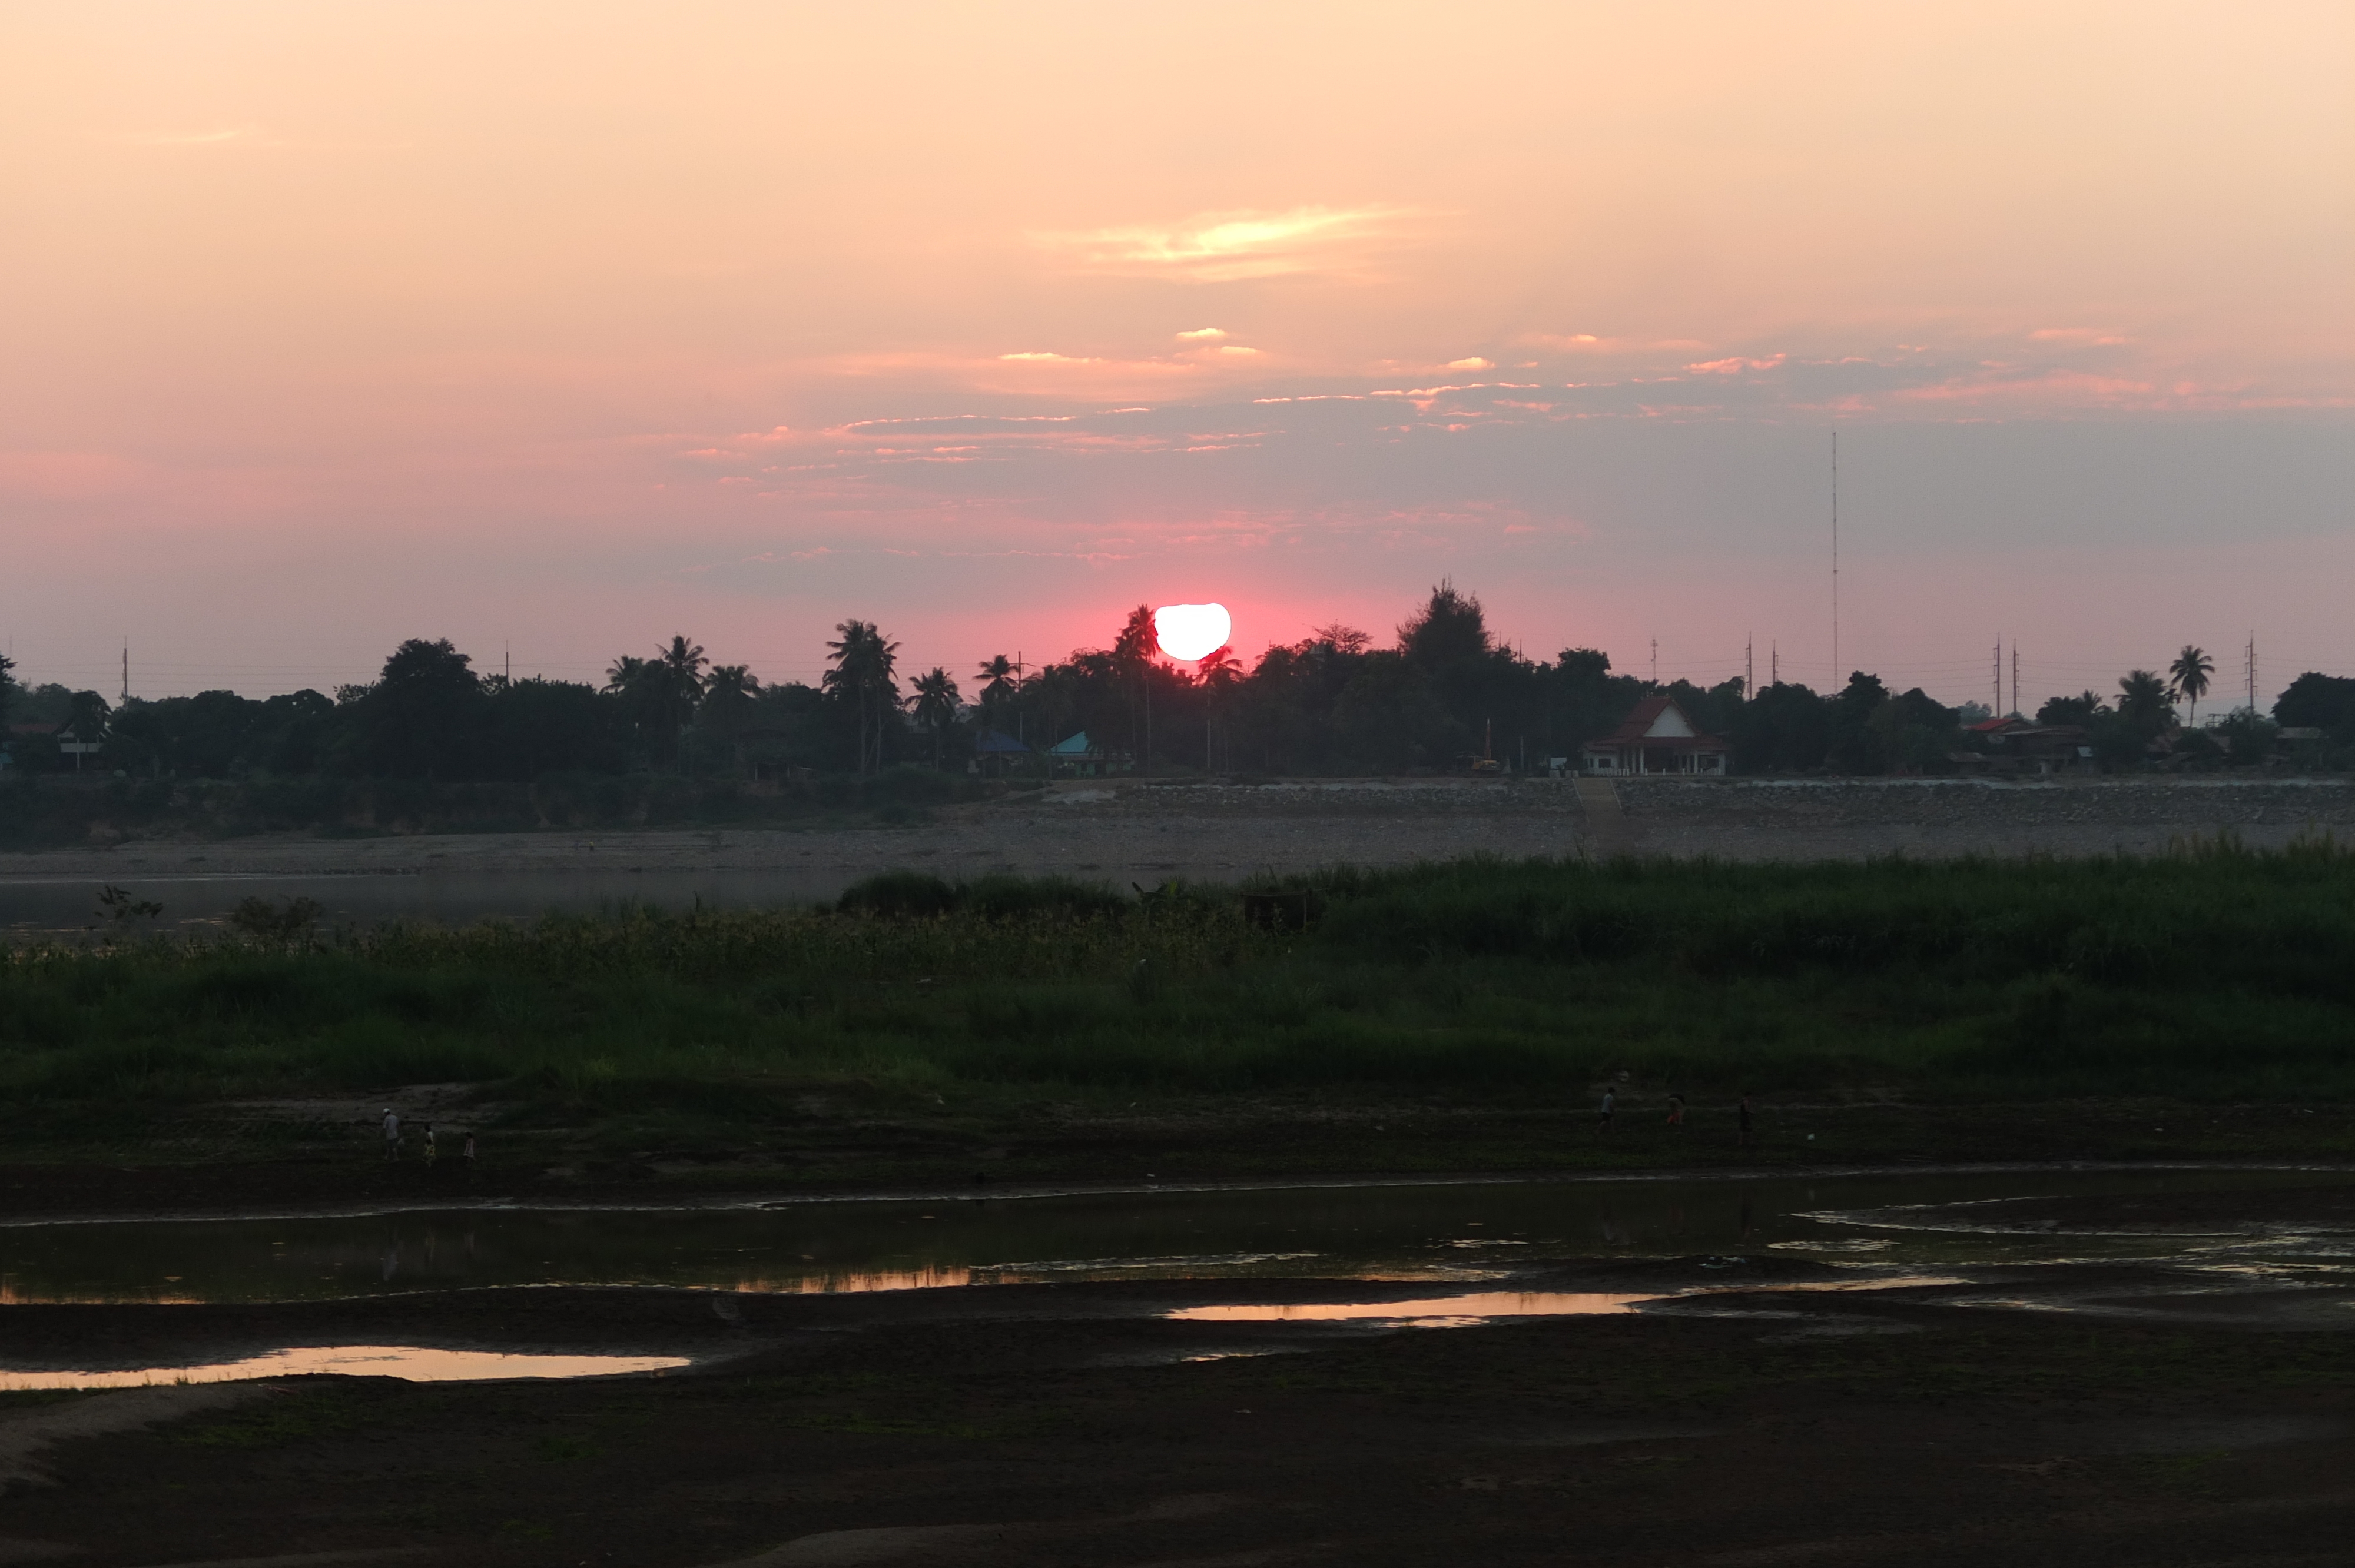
974, 654, 1016, 732
1113, 605, 1157, 772
603, 654, 666, 763
823, 620, 900, 773
701, 664, 761, 773
1197, 645, 1240, 772
2168, 645, 2215, 726
907, 667, 961, 770
656, 635, 708, 769
2117, 669, 2174, 735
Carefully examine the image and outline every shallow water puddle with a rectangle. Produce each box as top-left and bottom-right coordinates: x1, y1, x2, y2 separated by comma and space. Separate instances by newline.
1170, 1290, 1654, 1323
0, 1344, 691, 1391
1167, 1274, 1973, 1327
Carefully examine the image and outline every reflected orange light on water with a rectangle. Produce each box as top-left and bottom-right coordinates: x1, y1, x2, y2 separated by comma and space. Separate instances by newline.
0, 1344, 691, 1391
1168, 1291, 1653, 1322
735, 1267, 975, 1294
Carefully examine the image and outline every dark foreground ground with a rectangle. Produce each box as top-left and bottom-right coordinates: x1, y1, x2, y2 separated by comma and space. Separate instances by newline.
4, 1265, 2353, 1567
8, 1092, 2355, 1225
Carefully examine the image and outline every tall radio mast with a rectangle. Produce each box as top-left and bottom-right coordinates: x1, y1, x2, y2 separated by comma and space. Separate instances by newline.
1830, 431, 1840, 689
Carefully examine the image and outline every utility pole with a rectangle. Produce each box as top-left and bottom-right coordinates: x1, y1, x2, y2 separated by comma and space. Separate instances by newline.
1992, 640, 2001, 717
1771, 642, 1779, 687
1650, 637, 1659, 686
1746, 635, 1754, 702
122, 643, 130, 705
2011, 645, 2020, 719
505, 642, 511, 683
2247, 633, 2257, 712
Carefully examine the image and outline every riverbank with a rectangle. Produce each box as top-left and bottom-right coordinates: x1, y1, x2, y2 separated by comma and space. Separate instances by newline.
8, 851, 2355, 1212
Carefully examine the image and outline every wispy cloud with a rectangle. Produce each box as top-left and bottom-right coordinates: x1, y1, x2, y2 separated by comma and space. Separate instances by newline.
2027, 327, 2131, 346
1034, 205, 1419, 282
1683, 354, 1787, 376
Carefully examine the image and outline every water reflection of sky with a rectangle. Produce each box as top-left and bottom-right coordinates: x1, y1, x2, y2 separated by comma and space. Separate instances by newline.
0, 1345, 690, 1391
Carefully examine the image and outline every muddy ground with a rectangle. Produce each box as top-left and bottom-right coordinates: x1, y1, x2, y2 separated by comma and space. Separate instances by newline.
11, 1095, 2355, 1225
4, 1260, 2353, 1567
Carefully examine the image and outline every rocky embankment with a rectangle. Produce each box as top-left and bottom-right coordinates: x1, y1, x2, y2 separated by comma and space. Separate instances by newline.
1614, 777, 2355, 859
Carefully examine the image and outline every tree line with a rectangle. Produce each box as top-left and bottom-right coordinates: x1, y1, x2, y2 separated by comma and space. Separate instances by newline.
0, 592, 2336, 783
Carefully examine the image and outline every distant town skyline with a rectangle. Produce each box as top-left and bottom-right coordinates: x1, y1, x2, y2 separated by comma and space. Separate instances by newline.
4, 2, 2350, 709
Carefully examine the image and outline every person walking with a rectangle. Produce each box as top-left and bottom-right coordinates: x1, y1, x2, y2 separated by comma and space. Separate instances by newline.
1737, 1091, 1755, 1149
462, 1131, 477, 1168
1665, 1092, 1686, 1127
1598, 1086, 1617, 1132
380, 1107, 402, 1162
423, 1122, 438, 1165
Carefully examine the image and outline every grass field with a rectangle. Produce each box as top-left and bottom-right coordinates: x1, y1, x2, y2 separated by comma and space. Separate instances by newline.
5, 843, 2355, 1184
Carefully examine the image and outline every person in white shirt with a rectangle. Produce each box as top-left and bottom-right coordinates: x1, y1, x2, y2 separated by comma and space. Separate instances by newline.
381, 1108, 402, 1161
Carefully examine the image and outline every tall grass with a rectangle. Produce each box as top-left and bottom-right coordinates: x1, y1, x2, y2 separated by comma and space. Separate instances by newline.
5, 845, 2354, 1130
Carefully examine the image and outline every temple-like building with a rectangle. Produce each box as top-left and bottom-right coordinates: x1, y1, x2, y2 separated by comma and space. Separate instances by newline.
1581, 695, 1730, 775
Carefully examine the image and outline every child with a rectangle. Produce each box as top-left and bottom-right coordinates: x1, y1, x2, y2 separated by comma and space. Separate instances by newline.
1666, 1092, 1686, 1127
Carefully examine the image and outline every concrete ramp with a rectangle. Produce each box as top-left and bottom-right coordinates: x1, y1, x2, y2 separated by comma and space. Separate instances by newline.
1574, 777, 1638, 857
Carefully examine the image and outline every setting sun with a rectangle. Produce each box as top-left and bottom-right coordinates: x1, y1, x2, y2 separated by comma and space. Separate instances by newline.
1152, 604, 1233, 662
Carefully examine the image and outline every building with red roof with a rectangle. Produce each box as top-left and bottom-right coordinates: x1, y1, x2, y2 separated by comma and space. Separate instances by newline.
1581, 695, 1730, 776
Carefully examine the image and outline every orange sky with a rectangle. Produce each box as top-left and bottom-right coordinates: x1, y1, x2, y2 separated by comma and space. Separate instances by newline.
3, 2, 2350, 705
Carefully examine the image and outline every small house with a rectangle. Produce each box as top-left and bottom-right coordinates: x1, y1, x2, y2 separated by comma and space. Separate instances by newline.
1581, 696, 1729, 776
1047, 730, 1127, 777
969, 726, 1035, 775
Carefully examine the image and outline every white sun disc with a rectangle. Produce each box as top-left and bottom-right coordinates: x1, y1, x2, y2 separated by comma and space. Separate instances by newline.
1153, 603, 1232, 661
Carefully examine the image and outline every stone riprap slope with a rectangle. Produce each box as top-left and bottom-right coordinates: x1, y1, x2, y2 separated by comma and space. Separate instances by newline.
1615, 777, 2355, 859
2, 777, 2345, 899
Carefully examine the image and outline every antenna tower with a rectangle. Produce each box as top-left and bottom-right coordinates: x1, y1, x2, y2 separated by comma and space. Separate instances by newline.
1830, 430, 1840, 689
121, 643, 129, 704
1746, 635, 1754, 702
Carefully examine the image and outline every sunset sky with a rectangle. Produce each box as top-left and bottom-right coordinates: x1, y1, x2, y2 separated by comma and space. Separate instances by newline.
4, 2, 2350, 709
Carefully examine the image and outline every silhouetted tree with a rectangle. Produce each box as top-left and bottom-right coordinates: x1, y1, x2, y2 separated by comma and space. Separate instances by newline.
361, 639, 481, 778
2117, 669, 2174, 736
907, 667, 961, 769
824, 620, 900, 773
2038, 691, 2110, 726
2277, 672, 2355, 733
2168, 645, 2215, 725
974, 654, 1017, 734
1198, 645, 1241, 770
